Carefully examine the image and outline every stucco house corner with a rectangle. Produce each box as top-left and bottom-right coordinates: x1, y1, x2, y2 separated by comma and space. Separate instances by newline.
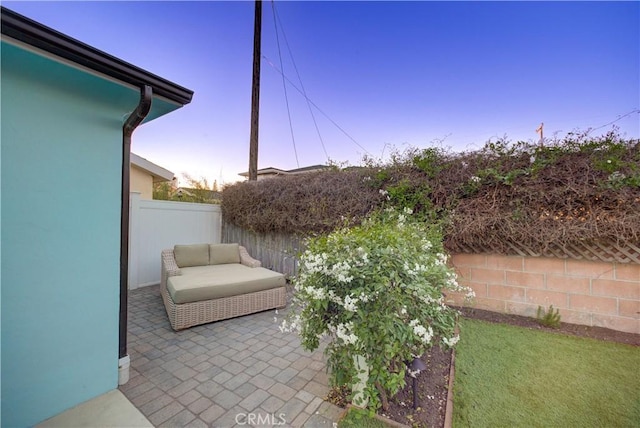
0, 7, 193, 427
131, 153, 175, 200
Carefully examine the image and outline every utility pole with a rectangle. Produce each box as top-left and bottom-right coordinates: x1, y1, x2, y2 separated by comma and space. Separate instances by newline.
248, 0, 262, 181
536, 122, 544, 147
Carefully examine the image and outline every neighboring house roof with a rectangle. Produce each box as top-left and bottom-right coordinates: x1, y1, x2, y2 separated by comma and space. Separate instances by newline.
174, 187, 222, 200
238, 164, 331, 178
131, 153, 174, 183
1, 6, 193, 107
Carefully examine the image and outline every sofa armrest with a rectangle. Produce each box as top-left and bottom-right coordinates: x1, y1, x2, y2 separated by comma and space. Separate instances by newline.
161, 249, 181, 290
239, 246, 262, 268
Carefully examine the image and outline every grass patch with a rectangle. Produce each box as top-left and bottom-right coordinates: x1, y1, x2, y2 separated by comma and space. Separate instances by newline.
453, 319, 640, 427
338, 407, 392, 428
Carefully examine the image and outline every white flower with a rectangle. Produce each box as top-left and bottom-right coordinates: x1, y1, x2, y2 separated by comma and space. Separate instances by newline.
355, 247, 369, 265
336, 273, 353, 283
442, 335, 459, 347
441, 271, 475, 299
328, 290, 343, 305
343, 295, 358, 312
329, 260, 354, 283
403, 207, 413, 215
300, 251, 328, 275
405, 261, 428, 276
379, 189, 391, 200
609, 171, 626, 182
470, 175, 481, 183
335, 322, 358, 345
434, 253, 448, 266
279, 314, 302, 333
304, 285, 327, 300
409, 319, 433, 344
446, 275, 459, 289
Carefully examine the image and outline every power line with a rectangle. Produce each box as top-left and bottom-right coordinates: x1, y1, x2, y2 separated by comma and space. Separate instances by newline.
451, 108, 640, 149
272, 2, 330, 162
270, 0, 299, 168
262, 54, 372, 156
586, 108, 639, 135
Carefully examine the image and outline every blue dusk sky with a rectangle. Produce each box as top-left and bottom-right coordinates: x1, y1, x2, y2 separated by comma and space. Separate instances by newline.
5, 1, 639, 185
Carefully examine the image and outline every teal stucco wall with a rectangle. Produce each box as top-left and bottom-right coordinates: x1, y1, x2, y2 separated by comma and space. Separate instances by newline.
0, 41, 149, 427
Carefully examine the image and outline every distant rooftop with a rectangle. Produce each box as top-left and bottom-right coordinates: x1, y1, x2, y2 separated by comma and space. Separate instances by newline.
238, 164, 331, 179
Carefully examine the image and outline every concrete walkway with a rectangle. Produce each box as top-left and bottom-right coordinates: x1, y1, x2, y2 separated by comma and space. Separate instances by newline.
36, 389, 153, 427
120, 285, 344, 427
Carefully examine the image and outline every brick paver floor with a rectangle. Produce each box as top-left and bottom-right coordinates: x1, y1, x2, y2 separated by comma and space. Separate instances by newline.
120, 285, 344, 427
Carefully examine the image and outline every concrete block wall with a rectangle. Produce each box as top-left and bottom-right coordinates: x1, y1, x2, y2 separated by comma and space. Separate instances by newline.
446, 253, 639, 334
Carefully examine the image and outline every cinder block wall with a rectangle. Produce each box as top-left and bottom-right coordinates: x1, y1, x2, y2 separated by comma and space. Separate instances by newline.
446, 254, 639, 334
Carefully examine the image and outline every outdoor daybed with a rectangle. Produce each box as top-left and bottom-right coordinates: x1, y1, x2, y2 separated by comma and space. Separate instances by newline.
161, 243, 286, 330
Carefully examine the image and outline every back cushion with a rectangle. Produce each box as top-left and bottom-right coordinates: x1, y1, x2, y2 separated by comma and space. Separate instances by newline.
174, 244, 210, 268
210, 243, 240, 265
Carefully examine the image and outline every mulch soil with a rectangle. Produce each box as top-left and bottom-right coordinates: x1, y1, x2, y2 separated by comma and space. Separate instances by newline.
329, 308, 639, 428
377, 345, 452, 428
457, 307, 640, 347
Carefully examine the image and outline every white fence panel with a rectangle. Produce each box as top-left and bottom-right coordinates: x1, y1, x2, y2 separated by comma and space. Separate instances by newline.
129, 192, 221, 289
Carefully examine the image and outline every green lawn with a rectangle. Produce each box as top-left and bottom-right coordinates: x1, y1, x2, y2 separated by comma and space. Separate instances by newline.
453, 319, 640, 427
338, 406, 391, 428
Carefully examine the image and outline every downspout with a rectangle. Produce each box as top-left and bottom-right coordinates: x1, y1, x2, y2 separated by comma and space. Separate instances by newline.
119, 85, 152, 384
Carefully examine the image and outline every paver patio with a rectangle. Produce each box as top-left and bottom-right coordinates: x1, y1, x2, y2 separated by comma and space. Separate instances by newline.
120, 285, 343, 427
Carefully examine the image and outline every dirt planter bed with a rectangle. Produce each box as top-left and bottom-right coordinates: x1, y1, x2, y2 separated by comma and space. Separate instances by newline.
332, 344, 455, 428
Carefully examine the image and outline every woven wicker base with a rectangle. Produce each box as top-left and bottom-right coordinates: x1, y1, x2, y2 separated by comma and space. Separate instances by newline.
161, 281, 286, 330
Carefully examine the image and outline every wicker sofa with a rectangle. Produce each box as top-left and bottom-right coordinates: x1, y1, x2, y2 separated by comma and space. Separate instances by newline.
160, 243, 286, 330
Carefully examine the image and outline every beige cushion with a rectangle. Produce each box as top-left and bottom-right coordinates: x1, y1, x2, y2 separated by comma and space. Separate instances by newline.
167, 264, 286, 304
209, 243, 240, 265
174, 244, 210, 268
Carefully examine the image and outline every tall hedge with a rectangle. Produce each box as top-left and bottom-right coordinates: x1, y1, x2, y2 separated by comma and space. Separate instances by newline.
222, 131, 640, 255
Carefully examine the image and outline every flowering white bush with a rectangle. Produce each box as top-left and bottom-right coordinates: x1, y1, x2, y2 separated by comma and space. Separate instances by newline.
280, 208, 474, 410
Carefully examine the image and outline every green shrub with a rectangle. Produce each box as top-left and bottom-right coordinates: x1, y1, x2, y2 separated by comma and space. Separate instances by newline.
279, 208, 474, 411
536, 305, 561, 329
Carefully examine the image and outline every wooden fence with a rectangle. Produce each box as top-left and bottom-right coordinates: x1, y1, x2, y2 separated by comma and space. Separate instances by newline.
222, 221, 303, 277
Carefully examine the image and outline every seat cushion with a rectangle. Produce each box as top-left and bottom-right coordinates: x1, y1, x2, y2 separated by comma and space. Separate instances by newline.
174, 244, 209, 268
167, 264, 286, 304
